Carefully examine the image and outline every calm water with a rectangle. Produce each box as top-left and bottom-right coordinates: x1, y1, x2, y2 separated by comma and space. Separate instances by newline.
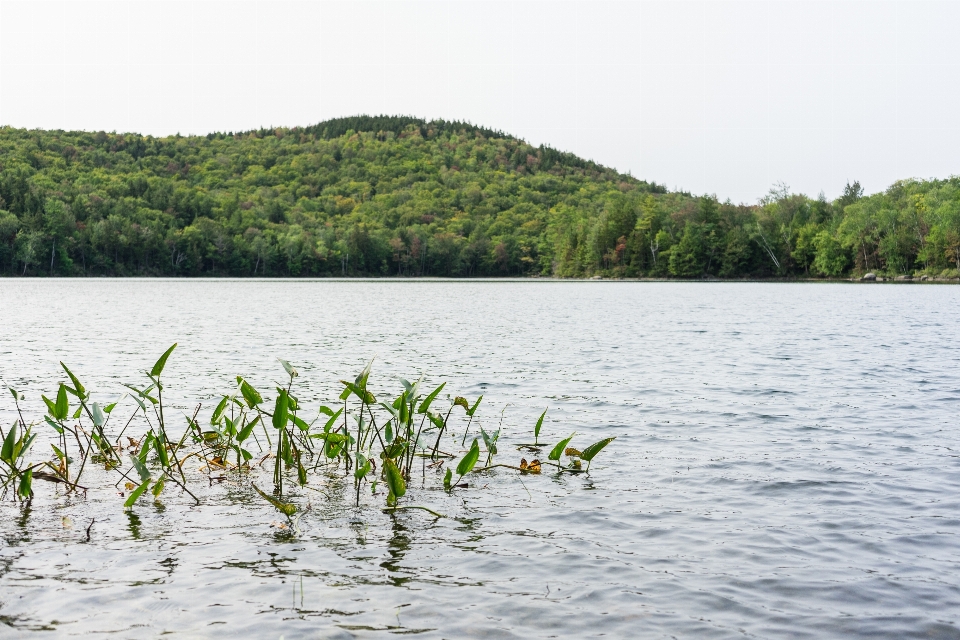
1, 280, 959, 639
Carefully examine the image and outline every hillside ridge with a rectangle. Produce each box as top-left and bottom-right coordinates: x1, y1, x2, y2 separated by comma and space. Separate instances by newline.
0, 116, 957, 279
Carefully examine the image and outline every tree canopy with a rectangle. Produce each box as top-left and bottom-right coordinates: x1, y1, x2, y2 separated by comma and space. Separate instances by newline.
1, 117, 958, 279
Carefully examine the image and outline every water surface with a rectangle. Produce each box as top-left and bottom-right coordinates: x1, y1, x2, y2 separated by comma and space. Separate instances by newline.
1, 280, 959, 639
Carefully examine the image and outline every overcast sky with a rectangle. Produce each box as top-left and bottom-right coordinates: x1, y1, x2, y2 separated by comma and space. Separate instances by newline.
1, 0, 958, 203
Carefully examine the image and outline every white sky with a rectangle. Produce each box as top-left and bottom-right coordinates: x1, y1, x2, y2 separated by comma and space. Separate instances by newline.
1, 0, 958, 203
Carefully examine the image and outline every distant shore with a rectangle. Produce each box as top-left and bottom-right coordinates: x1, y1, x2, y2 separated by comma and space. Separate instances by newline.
1, 274, 957, 283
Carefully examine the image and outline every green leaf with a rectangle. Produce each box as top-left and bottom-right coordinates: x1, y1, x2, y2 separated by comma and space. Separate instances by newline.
56, 384, 70, 420
534, 409, 547, 442
324, 438, 343, 458
19, 429, 36, 458
580, 437, 616, 462
153, 431, 169, 467
467, 395, 483, 417
51, 444, 65, 461
480, 426, 500, 455
252, 483, 297, 517
454, 396, 469, 410
286, 392, 299, 412
384, 458, 406, 499
91, 402, 106, 428
44, 415, 64, 434
151, 476, 165, 497
278, 358, 298, 378
211, 396, 229, 424
41, 414, 63, 434
17, 468, 33, 499
417, 382, 445, 414
443, 468, 453, 490
8, 387, 18, 400
355, 357, 374, 387
457, 439, 480, 476
150, 343, 177, 378
239, 448, 252, 461
237, 377, 262, 408
60, 362, 86, 399
237, 415, 260, 443
71, 406, 82, 419
312, 432, 348, 444
382, 438, 406, 459
340, 380, 375, 404
480, 426, 493, 450
124, 479, 151, 507
297, 458, 308, 485
272, 390, 289, 430
354, 454, 371, 480
427, 412, 444, 430
405, 376, 422, 400
1, 424, 16, 463
103, 402, 117, 414
121, 383, 158, 405
138, 433, 152, 462
131, 454, 151, 481
323, 408, 343, 432
548, 433, 576, 462
318, 405, 335, 417
42, 394, 58, 417
292, 415, 310, 432
129, 394, 146, 412
280, 429, 294, 466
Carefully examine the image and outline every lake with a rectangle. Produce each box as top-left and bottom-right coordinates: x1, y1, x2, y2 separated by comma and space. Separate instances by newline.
1, 279, 959, 639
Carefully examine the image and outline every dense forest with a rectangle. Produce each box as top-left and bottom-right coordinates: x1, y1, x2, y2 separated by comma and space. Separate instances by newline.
1, 115, 958, 279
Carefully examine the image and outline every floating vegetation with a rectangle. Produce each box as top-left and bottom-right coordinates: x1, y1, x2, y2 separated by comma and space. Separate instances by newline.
0, 345, 615, 525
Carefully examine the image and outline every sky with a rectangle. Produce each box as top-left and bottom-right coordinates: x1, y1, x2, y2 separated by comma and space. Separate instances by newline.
1, 0, 958, 203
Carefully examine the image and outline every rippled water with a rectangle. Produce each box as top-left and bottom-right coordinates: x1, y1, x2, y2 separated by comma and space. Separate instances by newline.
1, 279, 959, 639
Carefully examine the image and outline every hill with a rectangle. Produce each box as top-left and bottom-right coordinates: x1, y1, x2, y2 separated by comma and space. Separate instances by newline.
0, 116, 957, 279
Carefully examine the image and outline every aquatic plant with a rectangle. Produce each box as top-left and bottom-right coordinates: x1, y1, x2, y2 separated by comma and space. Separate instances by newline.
1, 345, 616, 525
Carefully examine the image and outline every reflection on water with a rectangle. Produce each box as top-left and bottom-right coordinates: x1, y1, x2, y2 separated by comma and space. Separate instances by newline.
0, 279, 959, 639
382, 515, 411, 587
125, 511, 142, 540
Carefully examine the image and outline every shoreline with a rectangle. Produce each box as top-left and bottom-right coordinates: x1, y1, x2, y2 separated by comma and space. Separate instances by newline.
0, 275, 956, 284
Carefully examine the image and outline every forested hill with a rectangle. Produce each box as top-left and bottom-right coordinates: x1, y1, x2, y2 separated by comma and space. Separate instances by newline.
0, 115, 958, 279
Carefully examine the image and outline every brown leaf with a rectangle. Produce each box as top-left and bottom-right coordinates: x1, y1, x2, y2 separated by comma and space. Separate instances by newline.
519, 458, 528, 470
528, 459, 541, 474
564, 448, 582, 458
124, 482, 135, 491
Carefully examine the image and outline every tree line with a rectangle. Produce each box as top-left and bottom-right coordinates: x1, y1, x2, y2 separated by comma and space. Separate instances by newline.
1, 116, 958, 279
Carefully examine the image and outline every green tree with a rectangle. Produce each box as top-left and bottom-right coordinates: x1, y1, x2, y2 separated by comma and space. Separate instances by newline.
813, 230, 848, 277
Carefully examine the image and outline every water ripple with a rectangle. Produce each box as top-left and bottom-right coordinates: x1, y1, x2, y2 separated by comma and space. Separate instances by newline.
0, 280, 959, 638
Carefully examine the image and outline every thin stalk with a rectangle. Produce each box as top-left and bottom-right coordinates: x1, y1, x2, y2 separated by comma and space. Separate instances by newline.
114, 407, 140, 445
162, 469, 200, 504
431, 405, 455, 459
461, 413, 475, 446
382, 505, 446, 518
